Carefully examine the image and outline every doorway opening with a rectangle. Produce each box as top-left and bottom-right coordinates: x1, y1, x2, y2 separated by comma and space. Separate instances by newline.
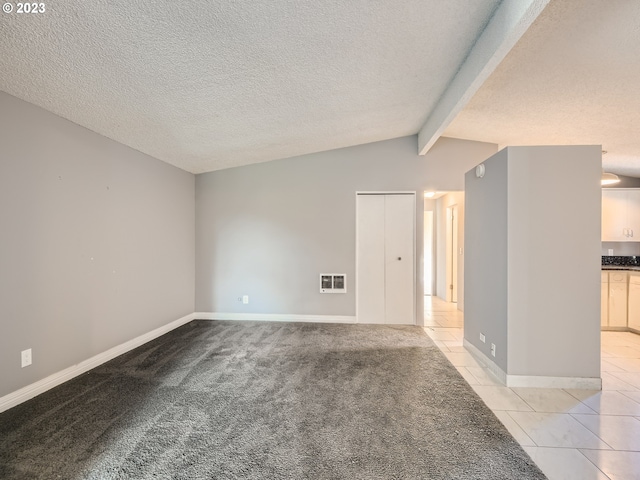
423, 191, 463, 308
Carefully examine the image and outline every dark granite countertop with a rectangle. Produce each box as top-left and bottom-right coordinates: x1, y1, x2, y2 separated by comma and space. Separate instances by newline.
602, 256, 640, 271
603, 266, 640, 271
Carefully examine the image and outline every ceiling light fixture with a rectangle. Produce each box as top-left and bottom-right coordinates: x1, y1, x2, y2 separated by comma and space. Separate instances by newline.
424, 191, 436, 198
601, 171, 620, 186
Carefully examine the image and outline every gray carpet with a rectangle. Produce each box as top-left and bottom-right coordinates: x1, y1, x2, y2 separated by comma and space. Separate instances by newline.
0, 321, 546, 479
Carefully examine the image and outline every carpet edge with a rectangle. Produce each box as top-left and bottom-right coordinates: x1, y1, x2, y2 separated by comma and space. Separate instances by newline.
0, 313, 196, 414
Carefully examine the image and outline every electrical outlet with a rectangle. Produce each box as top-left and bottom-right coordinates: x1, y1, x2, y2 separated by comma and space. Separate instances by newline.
490, 343, 496, 357
21, 349, 32, 368
242, 295, 249, 304
479, 333, 486, 343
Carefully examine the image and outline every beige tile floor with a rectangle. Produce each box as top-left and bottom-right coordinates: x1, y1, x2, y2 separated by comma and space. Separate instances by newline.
424, 295, 640, 480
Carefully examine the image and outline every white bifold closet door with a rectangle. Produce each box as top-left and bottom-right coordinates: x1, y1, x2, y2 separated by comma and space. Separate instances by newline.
356, 193, 415, 324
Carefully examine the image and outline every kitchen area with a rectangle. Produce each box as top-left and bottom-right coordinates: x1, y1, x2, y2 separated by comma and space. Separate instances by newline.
601, 182, 640, 334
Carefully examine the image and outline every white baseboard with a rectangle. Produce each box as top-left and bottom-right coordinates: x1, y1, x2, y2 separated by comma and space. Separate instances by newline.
463, 339, 507, 384
463, 339, 602, 390
194, 312, 357, 323
505, 374, 602, 389
0, 313, 196, 414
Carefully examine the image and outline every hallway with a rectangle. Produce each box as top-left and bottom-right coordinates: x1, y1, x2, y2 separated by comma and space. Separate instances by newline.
424, 296, 640, 480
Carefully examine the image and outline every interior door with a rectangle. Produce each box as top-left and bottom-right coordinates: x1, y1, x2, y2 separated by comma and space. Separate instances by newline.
356, 193, 415, 325
423, 211, 434, 295
384, 194, 415, 324
451, 205, 459, 303
445, 205, 459, 303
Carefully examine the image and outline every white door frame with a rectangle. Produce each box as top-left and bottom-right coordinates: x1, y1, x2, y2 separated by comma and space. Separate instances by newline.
355, 191, 417, 324
446, 204, 459, 303
424, 210, 434, 296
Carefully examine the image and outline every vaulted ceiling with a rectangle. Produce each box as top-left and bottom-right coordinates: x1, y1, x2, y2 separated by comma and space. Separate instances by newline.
1, 0, 638, 176
445, 0, 640, 178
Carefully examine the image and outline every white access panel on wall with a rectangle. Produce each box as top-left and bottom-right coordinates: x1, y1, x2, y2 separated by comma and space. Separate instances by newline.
356, 193, 415, 325
319, 274, 347, 293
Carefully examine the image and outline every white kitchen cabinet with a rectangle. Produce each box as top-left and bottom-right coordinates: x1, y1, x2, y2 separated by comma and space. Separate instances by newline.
601, 271, 609, 327
602, 188, 640, 241
628, 274, 640, 332
608, 271, 628, 328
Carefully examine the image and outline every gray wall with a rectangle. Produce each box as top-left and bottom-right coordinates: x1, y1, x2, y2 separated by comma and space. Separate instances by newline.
464, 146, 601, 379
464, 150, 509, 370
507, 146, 601, 378
195, 136, 497, 320
0, 92, 195, 398
422, 137, 498, 192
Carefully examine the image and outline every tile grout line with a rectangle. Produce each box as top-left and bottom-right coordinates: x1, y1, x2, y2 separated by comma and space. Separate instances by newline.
567, 412, 616, 451
575, 449, 614, 480
500, 410, 537, 447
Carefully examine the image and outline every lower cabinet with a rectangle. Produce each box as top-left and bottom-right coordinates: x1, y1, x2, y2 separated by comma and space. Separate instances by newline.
601, 271, 609, 327
609, 271, 628, 328
628, 274, 640, 332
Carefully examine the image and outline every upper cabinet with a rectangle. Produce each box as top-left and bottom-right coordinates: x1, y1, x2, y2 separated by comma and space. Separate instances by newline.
602, 188, 640, 241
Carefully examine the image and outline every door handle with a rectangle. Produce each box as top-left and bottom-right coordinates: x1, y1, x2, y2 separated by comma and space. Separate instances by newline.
398, 257, 402, 261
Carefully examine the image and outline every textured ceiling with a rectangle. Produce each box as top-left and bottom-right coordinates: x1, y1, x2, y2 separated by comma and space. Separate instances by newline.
0, 0, 501, 173
445, 0, 640, 177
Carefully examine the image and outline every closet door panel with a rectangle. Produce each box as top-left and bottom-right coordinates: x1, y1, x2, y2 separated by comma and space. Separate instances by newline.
356, 195, 386, 324
384, 195, 415, 325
